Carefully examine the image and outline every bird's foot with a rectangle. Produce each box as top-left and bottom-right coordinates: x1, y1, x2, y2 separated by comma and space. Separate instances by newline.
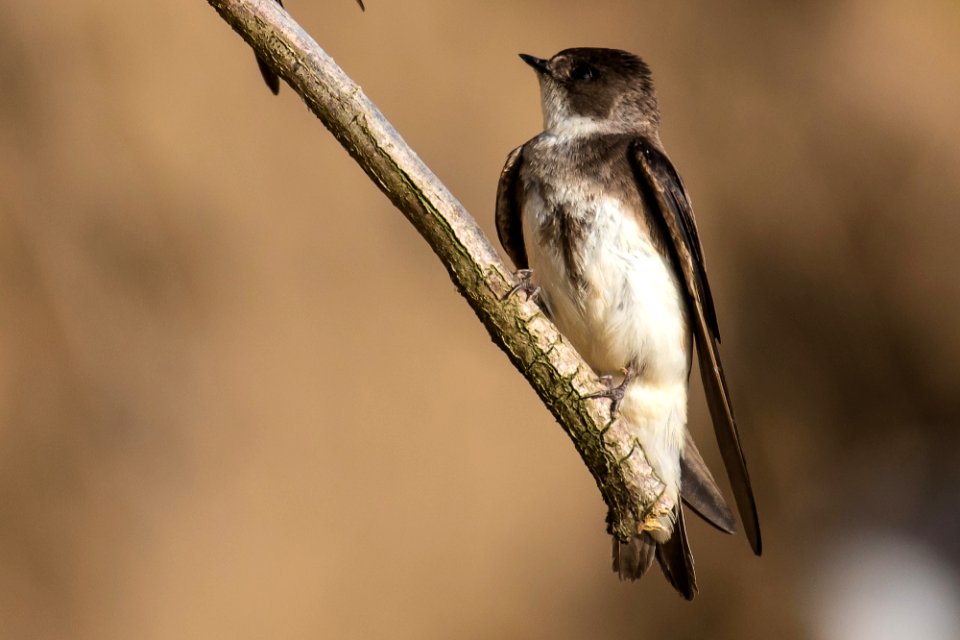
503, 269, 540, 302
585, 364, 638, 418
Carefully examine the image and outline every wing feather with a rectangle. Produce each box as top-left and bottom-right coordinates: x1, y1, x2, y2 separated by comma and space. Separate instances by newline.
629, 137, 762, 555
495, 145, 528, 270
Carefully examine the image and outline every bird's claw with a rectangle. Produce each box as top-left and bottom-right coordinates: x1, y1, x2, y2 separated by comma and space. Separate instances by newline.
503, 269, 540, 302
585, 365, 638, 418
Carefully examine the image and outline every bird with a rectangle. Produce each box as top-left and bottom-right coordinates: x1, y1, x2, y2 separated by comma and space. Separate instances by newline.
255, 0, 366, 94
495, 48, 761, 599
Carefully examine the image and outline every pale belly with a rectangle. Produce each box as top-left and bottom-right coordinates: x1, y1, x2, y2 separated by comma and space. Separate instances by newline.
522, 191, 690, 385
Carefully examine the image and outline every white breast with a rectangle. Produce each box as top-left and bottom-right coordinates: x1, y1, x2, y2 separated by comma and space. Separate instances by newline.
522, 187, 691, 498
521, 190, 690, 385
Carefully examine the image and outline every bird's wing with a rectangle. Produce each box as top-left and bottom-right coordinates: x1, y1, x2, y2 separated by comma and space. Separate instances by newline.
629, 137, 762, 555
495, 145, 528, 270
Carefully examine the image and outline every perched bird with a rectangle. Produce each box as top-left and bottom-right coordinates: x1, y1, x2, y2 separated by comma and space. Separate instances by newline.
255, 0, 366, 94
495, 48, 761, 599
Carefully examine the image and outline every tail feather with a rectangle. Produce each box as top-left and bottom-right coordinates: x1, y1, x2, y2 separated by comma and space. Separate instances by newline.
611, 506, 698, 600
681, 431, 737, 534
612, 533, 657, 580
655, 506, 697, 600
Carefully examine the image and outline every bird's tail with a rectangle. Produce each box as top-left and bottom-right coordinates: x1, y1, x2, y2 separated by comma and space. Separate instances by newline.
612, 506, 697, 600
612, 531, 657, 580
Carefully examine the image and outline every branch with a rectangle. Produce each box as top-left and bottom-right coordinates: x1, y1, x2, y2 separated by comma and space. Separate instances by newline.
206, 0, 674, 543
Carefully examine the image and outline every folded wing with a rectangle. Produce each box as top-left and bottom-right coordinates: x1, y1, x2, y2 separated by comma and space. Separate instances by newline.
629, 137, 762, 555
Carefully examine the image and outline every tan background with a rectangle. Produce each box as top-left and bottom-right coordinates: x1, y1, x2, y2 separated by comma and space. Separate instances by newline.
2, 1, 960, 638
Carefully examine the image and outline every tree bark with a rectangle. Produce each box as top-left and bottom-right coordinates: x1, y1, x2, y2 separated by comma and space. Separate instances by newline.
206, 0, 674, 543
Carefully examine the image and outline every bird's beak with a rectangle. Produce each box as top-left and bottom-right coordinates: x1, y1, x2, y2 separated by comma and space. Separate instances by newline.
519, 54, 550, 75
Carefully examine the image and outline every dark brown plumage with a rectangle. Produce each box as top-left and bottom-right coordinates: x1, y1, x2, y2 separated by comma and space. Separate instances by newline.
629, 137, 762, 555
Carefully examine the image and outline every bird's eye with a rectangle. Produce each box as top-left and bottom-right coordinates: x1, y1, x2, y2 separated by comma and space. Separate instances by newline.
570, 63, 597, 81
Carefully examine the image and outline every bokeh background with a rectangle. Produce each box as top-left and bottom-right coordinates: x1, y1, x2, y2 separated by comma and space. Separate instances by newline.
2, 1, 959, 638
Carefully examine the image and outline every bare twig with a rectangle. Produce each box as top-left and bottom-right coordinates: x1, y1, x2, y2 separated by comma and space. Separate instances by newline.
206, 0, 672, 543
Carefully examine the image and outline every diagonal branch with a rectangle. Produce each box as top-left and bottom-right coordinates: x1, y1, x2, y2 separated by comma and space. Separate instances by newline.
206, 0, 673, 543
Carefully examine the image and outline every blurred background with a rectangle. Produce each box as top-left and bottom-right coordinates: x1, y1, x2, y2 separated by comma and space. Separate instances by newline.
2, 0, 959, 638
